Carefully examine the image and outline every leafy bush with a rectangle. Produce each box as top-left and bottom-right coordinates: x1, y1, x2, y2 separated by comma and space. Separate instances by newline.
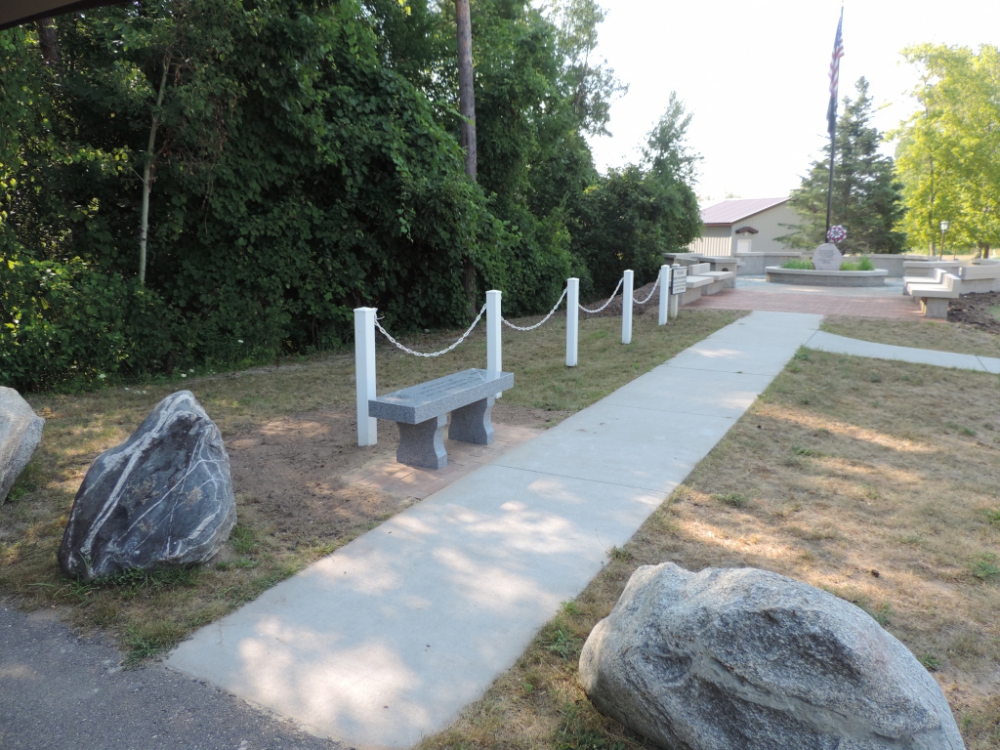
0, 255, 179, 391
840, 256, 876, 271
782, 259, 814, 270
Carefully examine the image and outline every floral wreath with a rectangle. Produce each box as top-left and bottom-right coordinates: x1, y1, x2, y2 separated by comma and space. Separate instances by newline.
827, 225, 847, 243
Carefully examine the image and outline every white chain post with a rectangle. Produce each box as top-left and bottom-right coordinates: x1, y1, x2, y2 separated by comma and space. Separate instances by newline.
669, 265, 680, 319
487, 290, 502, 397
354, 307, 377, 447
622, 269, 633, 345
658, 265, 670, 325
566, 277, 579, 367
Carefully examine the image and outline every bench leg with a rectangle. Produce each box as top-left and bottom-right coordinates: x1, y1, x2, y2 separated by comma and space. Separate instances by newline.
397, 415, 448, 469
919, 298, 950, 319
448, 397, 495, 445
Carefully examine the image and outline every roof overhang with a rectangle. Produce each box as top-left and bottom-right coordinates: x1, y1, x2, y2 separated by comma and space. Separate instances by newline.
0, 1, 129, 31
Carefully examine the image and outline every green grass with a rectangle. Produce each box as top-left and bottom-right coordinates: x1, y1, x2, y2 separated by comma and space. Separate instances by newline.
782, 259, 814, 270
839, 256, 876, 271
714, 492, 750, 508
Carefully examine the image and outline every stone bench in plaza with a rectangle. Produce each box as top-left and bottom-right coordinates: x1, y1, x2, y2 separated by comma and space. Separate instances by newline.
369, 368, 514, 469
958, 263, 1000, 293
906, 272, 961, 319
679, 263, 735, 304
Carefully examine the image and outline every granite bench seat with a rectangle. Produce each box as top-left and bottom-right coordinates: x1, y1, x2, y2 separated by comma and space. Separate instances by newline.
701, 270, 737, 290
907, 272, 961, 319
959, 264, 1000, 292
369, 368, 514, 470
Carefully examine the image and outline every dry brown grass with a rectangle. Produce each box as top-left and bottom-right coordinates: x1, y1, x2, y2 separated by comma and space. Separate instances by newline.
822, 316, 1000, 358
417, 350, 1000, 750
0, 307, 741, 663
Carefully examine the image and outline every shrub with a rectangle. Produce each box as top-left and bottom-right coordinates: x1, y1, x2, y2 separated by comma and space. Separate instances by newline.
840, 256, 876, 271
0, 255, 179, 390
782, 259, 814, 270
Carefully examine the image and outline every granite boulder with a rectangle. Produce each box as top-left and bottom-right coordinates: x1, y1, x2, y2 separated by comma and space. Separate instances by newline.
58, 391, 236, 580
579, 563, 964, 750
0, 387, 45, 504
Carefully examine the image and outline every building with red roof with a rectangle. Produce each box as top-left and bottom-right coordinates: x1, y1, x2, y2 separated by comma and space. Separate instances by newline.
687, 197, 800, 256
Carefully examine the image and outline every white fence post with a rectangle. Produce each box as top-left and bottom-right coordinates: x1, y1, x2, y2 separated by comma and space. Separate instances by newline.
487, 290, 502, 396
658, 265, 670, 326
354, 307, 377, 447
622, 270, 633, 345
566, 278, 579, 366
669, 265, 681, 319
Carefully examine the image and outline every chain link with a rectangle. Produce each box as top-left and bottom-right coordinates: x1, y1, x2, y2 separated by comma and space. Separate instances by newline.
633, 276, 660, 305
501, 287, 568, 331
374, 303, 487, 357
579, 277, 624, 314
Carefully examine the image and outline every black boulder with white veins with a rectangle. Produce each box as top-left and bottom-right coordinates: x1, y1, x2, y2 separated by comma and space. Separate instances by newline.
58, 391, 237, 580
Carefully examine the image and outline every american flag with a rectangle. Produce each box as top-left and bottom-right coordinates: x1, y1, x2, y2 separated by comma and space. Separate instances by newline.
827, 9, 844, 137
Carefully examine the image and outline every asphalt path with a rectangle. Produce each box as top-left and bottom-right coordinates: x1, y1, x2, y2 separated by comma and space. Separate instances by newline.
0, 598, 344, 750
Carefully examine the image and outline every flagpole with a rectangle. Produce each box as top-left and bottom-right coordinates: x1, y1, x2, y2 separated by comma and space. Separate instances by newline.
825, 7, 843, 239
826, 126, 835, 236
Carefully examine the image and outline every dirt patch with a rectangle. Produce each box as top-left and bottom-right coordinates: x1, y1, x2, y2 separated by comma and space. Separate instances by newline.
950, 290, 1000, 334
224, 403, 570, 549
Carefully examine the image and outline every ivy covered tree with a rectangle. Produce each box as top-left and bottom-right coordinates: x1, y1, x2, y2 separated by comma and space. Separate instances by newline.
780, 78, 906, 254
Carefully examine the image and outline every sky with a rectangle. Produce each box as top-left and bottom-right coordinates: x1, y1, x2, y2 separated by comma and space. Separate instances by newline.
585, 0, 1000, 208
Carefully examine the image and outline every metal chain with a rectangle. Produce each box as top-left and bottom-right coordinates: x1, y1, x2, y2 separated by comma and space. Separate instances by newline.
374, 303, 487, 357
579, 277, 624, 314
633, 276, 660, 305
502, 287, 568, 331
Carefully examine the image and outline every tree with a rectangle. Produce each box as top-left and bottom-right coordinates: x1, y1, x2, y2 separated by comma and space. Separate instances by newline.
572, 97, 701, 295
780, 78, 906, 254
895, 45, 1000, 257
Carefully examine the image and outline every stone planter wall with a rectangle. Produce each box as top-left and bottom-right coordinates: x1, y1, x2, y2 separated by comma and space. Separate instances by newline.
765, 267, 888, 287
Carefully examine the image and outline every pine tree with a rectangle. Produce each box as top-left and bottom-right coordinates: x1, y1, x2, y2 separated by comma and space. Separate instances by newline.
780, 78, 906, 254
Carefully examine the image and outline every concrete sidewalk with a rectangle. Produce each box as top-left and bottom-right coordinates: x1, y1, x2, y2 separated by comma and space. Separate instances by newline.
804, 330, 1000, 374
165, 311, 823, 749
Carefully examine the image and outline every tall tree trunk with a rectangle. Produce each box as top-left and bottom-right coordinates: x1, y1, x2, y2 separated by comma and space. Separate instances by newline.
35, 18, 59, 66
455, 0, 478, 320
139, 57, 170, 285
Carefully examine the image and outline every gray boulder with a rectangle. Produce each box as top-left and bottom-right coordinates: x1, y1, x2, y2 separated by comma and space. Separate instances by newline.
579, 563, 964, 750
58, 391, 236, 580
0, 387, 45, 504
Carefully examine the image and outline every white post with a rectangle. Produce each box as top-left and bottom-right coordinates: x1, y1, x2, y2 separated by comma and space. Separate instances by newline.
354, 307, 377, 447
658, 265, 670, 326
622, 270, 633, 345
669, 266, 680, 320
566, 278, 579, 367
487, 290, 502, 396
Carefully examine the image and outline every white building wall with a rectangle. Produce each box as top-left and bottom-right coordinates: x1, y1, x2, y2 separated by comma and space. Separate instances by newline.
687, 226, 733, 256
686, 202, 802, 256
739, 203, 801, 253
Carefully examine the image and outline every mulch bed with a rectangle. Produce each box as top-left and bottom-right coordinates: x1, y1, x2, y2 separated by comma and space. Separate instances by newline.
949, 290, 1000, 335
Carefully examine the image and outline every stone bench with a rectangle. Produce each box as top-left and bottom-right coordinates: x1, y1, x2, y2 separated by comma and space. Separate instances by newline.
959, 264, 1000, 293
902, 260, 963, 279
903, 267, 947, 295
678, 263, 733, 304
369, 368, 514, 470
907, 272, 960, 319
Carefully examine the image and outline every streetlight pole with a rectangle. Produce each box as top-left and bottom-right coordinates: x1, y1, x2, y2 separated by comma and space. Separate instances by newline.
940, 220, 950, 261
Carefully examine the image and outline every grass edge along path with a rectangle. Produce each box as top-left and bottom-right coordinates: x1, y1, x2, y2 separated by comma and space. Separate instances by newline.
822, 316, 1000, 359
416, 349, 1000, 750
0, 308, 745, 665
